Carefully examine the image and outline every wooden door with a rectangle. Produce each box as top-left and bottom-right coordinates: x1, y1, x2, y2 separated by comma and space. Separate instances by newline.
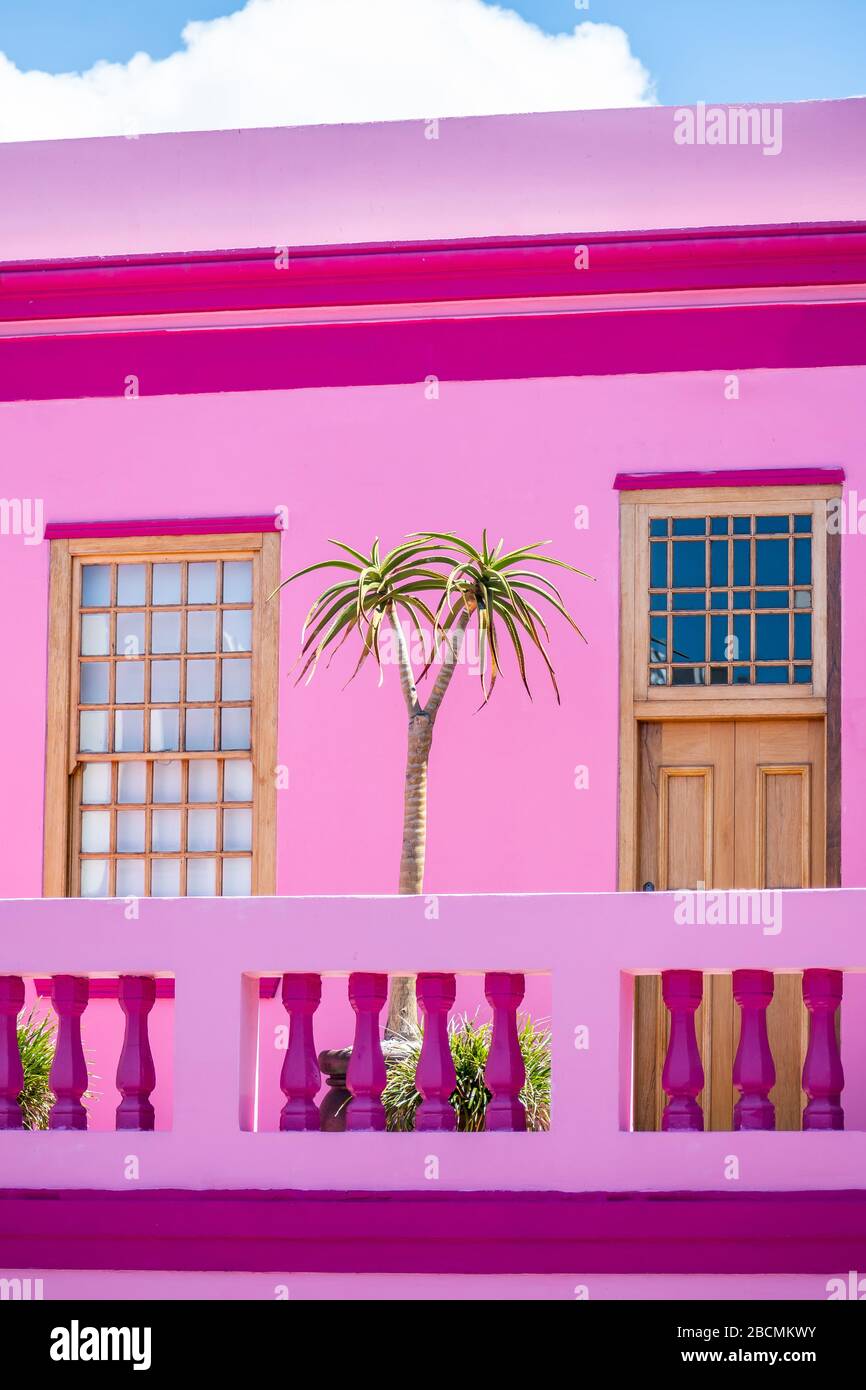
633, 717, 825, 1131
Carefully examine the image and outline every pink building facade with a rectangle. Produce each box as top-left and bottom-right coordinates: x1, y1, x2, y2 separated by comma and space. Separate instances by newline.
1, 97, 865, 1299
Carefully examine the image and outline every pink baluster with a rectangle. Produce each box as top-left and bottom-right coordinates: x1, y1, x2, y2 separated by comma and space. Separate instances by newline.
280, 973, 322, 1132
346, 972, 388, 1131
49, 975, 89, 1131
732, 969, 776, 1131
661, 969, 704, 1132
483, 972, 526, 1132
802, 968, 844, 1131
116, 976, 157, 1131
416, 973, 457, 1131
0, 976, 25, 1130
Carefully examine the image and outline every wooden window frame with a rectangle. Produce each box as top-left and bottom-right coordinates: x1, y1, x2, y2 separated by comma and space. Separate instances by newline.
43, 531, 280, 897
618, 485, 842, 891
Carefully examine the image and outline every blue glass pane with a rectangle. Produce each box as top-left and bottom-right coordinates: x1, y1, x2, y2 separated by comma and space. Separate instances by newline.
650, 519, 668, 537
650, 542, 667, 588
733, 614, 750, 662
672, 592, 705, 610
650, 618, 667, 662
754, 590, 788, 608
710, 591, 728, 610
672, 616, 705, 663
672, 542, 705, 588
672, 667, 706, 685
794, 665, 812, 684
710, 667, 729, 684
756, 614, 788, 661
650, 668, 668, 686
755, 516, 788, 534
732, 665, 751, 684
672, 518, 705, 536
710, 616, 728, 662
733, 540, 750, 586
794, 538, 812, 584
710, 541, 727, 586
649, 592, 667, 611
756, 666, 788, 684
794, 613, 812, 660
710, 516, 729, 535
755, 540, 788, 586
733, 591, 751, 609
733, 517, 751, 534
793, 515, 812, 534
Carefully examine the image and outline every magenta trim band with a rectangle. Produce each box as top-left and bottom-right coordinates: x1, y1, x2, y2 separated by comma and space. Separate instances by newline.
43, 515, 281, 540
0, 1189, 863, 1275
5, 300, 866, 404
33, 978, 176, 1000
2, 222, 865, 321
614, 467, 846, 491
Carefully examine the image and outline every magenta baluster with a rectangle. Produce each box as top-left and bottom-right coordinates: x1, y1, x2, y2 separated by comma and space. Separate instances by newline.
115, 976, 157, 1131
661, 969, 704, 1132
732, 969, 776, 1131
802, 968, 845, 1131
416, 973, 457, 1131
49, 975, 89, 1131
280, 973, 322, 1132
346, 972, 388, 1131
0, 976, 25, 1130
483, 972, 526, 1132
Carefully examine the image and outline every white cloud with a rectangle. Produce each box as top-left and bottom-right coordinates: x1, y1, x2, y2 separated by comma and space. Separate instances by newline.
0, 0, 654, 143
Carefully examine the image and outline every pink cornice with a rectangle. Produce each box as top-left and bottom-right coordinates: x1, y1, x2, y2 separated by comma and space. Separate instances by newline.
614, 467, 846, 491
43, 515, 281, 540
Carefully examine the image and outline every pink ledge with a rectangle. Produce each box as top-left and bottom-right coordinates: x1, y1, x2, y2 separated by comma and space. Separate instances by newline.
32, 978, 280, 999
614, 467, 846, 491
43, 515, 281, 540
0, 1190, 864, 1275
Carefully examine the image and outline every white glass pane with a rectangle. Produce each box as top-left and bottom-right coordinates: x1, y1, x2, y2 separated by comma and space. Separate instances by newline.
82, 762, 112, 804
152, 611, 181, 654
222, 610, 252, 653
117, 810, 146, 853
186, 659, 215, 701
153, 809, 182, 852
224, 759, 253, 802
221, 706, 251, 750
81, 565, 111, 607
81, 613, 110, 656
187, 612, 216, 654
223, 807, 252, 852
152, 563, 181, 605
79, 710, 109, 752
151, 660, 180, 702
116, 660, 145, 704
150, 707, 179, 753
188, 808, 217, 852
186, 708, 214, 752
117, 564, 146, 606
188, 759, 218, 802
223, 561, 253, 603
187, 858, 217, 896
80, 662, 109, 704
116, 859, 146, 897
151, 859, 181, 897
80, 859, 109, 897
153, 760, 182, 804
221, 658, 250, 701
117, 761, 147, 803
115, 709, 144, 753
188, 562, 217, 604
81, 810, 111, 853
222, 857, 252, 896
116, 612, 145, 658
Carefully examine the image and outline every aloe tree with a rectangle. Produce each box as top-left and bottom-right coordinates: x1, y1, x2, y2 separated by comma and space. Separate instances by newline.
275, 531, 588, 1036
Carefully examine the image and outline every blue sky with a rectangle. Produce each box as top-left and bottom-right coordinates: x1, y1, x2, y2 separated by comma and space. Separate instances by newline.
0, 0, 863, 105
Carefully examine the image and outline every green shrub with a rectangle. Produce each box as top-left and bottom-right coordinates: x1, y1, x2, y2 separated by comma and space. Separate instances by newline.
17, 1007, 56, 1130
383, 1014, 551, 1132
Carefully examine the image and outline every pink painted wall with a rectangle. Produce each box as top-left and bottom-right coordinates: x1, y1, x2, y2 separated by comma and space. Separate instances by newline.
0, 367, 865, 903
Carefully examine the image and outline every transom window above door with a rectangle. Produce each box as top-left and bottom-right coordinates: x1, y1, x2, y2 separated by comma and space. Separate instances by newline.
648, 512, 813, 687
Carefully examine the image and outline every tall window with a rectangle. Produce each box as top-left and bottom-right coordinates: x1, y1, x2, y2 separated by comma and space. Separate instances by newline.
44, 531, 279, 897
